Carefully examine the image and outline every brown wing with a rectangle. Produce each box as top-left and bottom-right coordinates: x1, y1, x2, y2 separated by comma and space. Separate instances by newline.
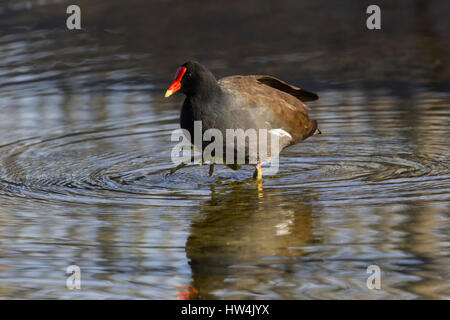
218, 75, 319, 143
256, 75, 319, 102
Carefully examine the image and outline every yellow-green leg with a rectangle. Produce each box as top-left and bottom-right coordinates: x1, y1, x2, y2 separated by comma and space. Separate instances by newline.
169, 148, 199, 175
169, 162, 187, 175
209, 163, 215, 176
253, 164, 262, 181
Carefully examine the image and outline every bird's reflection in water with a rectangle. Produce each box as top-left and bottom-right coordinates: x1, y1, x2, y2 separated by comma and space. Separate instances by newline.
183, 182, 321, 299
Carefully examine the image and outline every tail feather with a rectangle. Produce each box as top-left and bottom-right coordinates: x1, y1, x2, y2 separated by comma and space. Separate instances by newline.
306, 119, 320, 138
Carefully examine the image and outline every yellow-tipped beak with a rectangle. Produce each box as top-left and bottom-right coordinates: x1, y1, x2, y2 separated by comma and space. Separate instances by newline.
165, 66, 187, 98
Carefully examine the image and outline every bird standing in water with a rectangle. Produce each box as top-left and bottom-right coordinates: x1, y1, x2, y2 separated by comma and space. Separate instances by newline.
165, 61, 320, 181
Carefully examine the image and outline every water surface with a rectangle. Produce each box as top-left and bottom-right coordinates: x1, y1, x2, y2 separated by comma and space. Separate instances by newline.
0, 0, 449, 299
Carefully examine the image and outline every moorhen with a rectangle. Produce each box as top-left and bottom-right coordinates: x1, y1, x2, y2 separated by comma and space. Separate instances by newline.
165, 61, 320, 180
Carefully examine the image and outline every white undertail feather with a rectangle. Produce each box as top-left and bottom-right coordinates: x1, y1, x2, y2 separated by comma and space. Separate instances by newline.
269, 128, 292, 139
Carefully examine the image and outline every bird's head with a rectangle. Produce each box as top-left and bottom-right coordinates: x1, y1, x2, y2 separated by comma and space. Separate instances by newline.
165, 61, 216, 97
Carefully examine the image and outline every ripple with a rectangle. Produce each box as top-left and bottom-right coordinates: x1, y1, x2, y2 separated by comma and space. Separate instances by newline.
0, 118, 448, 208
0, 121, 193, 205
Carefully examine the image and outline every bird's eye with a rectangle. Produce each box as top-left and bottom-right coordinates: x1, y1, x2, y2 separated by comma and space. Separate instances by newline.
186, 72, 192, 78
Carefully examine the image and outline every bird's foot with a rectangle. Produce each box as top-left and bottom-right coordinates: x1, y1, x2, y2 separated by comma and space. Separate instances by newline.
168, 162, 187, 176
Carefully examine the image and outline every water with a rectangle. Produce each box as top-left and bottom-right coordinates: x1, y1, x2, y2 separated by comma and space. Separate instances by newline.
0, 0, 449, 299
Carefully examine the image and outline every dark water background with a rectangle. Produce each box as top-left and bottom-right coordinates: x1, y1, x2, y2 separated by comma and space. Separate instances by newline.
0, 0, 449, 299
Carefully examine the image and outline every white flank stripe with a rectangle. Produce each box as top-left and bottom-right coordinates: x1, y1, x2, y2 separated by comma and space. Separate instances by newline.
269, 128, 292, 139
